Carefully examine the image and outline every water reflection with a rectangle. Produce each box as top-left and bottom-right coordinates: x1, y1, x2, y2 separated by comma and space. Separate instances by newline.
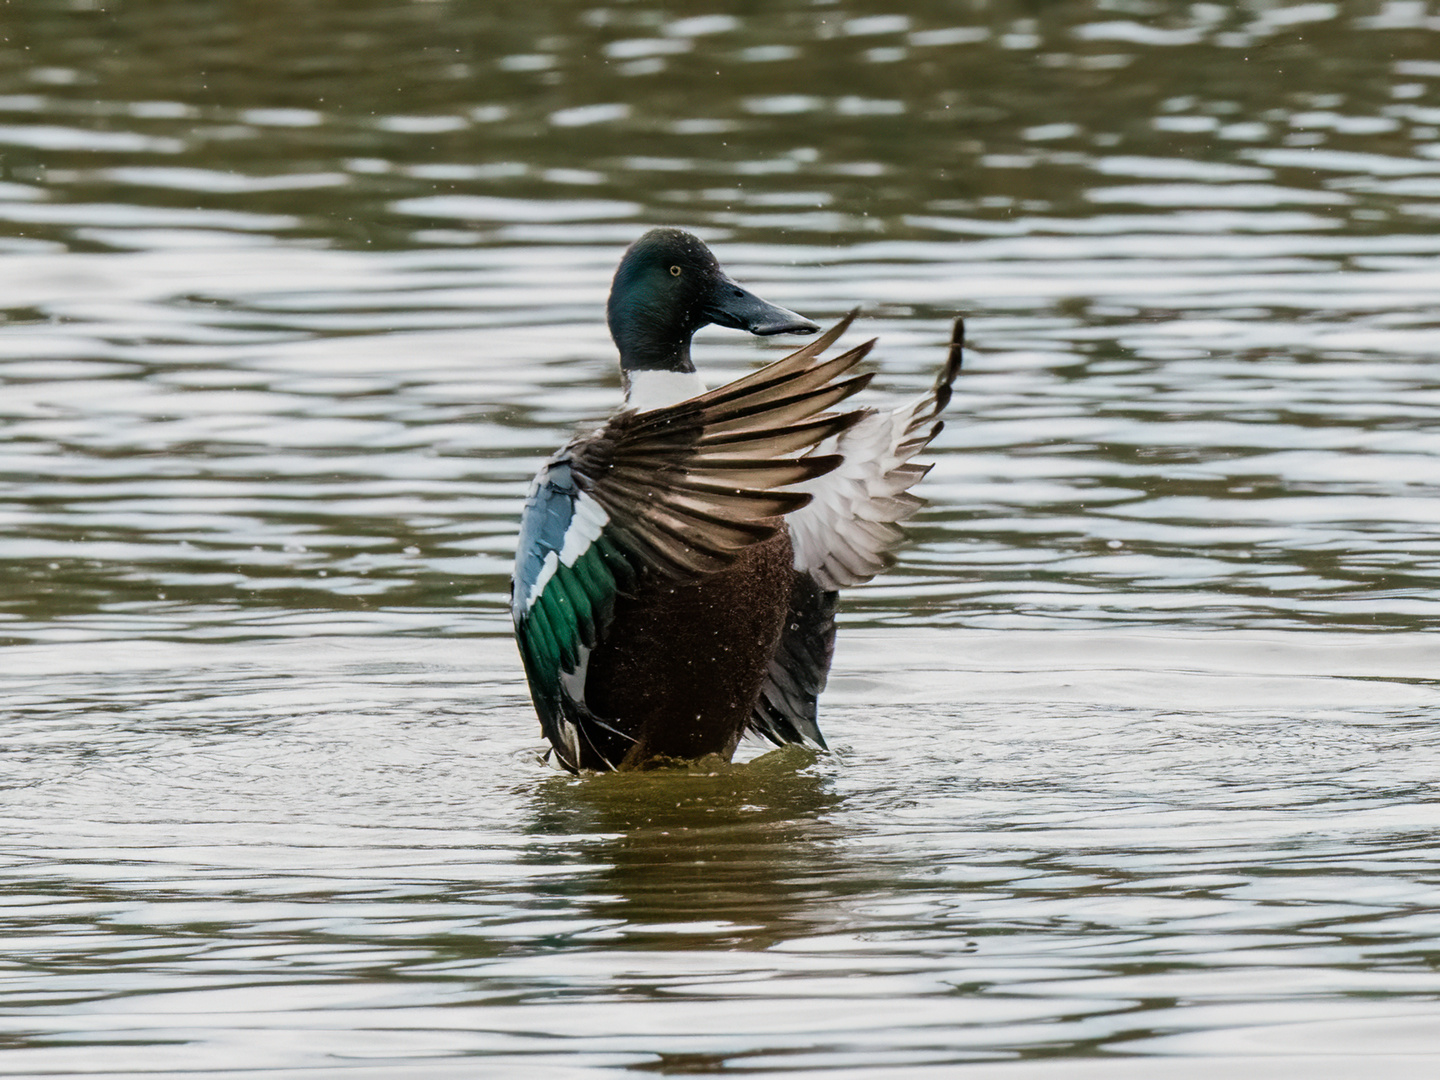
3, 0, 1440, 1074
528, 749, 846, 946
3, 638, 1440, 1071
2, 1, 1439, 248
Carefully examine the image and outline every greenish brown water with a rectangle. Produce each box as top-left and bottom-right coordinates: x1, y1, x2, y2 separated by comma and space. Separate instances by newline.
3, 1, 1440, 1076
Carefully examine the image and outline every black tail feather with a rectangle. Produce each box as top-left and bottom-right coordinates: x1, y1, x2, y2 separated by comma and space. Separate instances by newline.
932, 316, 964, 417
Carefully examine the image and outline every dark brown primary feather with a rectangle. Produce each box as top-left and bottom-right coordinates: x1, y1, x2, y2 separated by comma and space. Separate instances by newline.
697, 308, 860, 404
567, 328, 876, 580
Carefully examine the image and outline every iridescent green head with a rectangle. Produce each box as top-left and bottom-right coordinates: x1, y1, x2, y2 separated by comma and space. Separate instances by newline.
606, 228, 819, 373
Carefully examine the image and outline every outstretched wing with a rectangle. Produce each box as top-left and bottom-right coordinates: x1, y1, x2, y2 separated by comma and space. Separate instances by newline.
512, 320, 877, 770
749, 317, 965, 749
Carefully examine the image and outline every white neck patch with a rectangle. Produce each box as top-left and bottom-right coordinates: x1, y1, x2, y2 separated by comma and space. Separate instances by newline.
623, 369, 707, 412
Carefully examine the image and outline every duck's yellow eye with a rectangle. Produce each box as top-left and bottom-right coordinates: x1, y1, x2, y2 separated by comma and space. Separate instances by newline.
669, 265, 682, 276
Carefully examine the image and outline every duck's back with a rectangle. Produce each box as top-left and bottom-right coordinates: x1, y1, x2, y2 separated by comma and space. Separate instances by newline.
582, 531, 794, 768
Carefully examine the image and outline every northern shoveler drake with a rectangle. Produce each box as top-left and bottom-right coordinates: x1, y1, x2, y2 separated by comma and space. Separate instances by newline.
512, 228, 962, 771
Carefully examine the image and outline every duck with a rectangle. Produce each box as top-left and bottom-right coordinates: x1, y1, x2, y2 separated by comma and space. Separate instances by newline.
511, 228, 962, 772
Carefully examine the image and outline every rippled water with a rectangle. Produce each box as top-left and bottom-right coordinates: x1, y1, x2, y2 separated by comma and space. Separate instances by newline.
3, 1, 1440, 1075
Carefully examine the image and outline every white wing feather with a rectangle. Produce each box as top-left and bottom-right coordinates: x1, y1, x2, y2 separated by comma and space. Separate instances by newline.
785, 318, 962, 590
786, 394, 939, 591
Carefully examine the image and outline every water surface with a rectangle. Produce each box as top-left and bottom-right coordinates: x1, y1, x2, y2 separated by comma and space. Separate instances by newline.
2, 1, 1440, 1075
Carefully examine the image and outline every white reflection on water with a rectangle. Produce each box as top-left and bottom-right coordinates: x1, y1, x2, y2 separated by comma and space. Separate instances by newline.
3, 632, 1440, 1075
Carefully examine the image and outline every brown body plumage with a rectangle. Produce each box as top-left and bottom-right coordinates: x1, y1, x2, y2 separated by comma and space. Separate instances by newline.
585, 533, 794, 767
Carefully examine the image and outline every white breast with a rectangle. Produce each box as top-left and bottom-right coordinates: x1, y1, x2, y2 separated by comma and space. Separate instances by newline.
623, 369, 707, 412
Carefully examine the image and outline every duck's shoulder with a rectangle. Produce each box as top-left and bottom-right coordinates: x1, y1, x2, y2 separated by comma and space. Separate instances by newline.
512, 445, 619, 628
